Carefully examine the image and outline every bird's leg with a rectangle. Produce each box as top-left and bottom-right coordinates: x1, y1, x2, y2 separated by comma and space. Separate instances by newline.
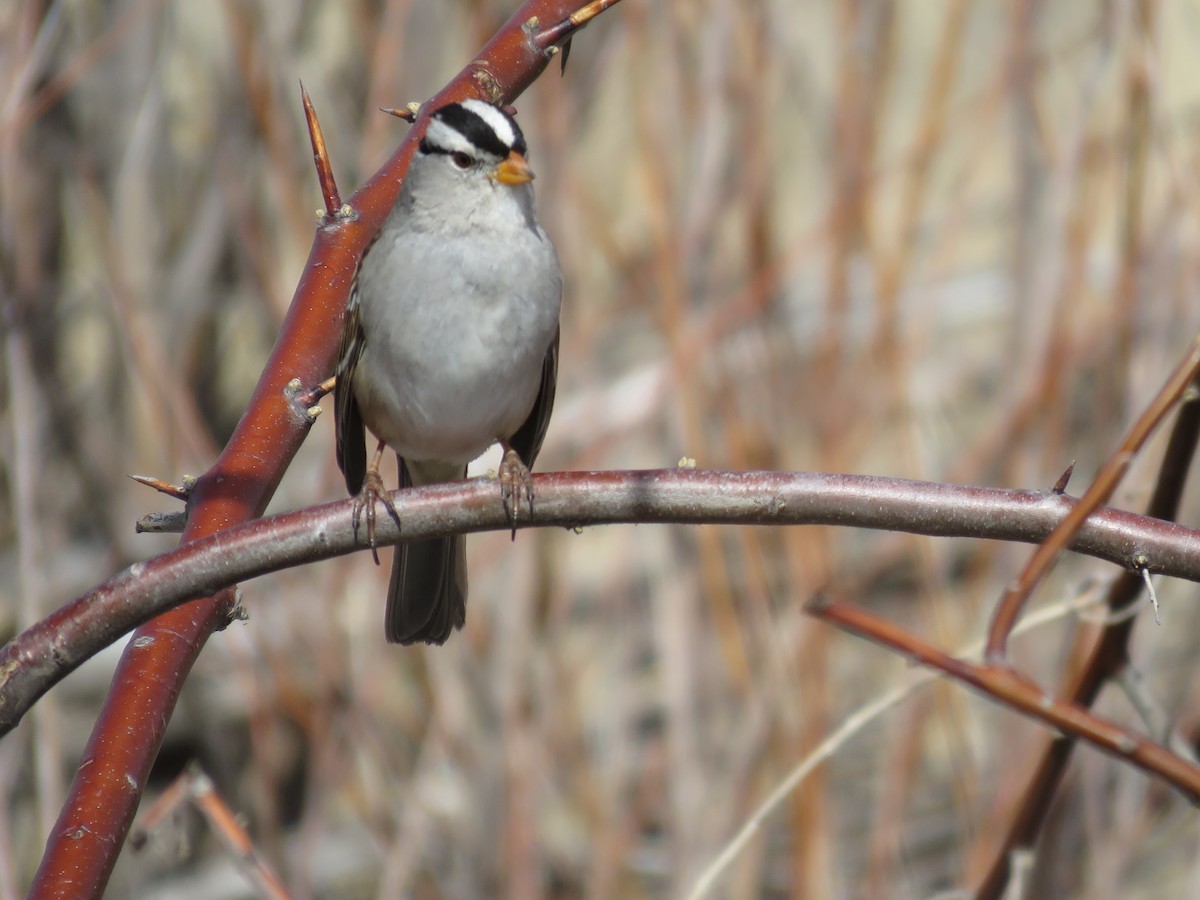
498, 441, 534, 540
352, 440, 400, 564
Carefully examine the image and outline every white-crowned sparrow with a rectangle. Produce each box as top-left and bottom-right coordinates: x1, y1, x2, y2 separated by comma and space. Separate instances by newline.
335, 99, 562, 645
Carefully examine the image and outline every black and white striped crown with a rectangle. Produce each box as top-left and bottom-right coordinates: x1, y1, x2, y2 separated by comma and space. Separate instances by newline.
419, 99, 527, 163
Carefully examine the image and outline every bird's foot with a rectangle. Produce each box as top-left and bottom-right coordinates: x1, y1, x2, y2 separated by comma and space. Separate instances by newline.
352, 467, 400, 565
498, 448, 534, 539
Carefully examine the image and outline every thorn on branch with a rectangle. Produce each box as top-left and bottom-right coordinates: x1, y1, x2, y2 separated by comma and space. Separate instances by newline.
380, 102, 421, 123
129, 473, 191, 502
532, 0, 626, 59
1137, 562, 1161, 625
301, 81, 341, 218
1052, 462, 1075, 494
560, 37, 573, 75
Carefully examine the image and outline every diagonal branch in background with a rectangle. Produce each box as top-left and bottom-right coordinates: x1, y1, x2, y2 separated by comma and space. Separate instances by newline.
984, 337, 1200, 662
806, 593, 1200, 800
129, 762, 288, 900
28, 3, 623, 896
974, 374, 1200, 900
6, 469, 1200, 738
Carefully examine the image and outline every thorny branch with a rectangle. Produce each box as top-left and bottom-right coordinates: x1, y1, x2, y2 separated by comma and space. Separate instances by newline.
27, 3, 626, 897
7, 470, 1200, 738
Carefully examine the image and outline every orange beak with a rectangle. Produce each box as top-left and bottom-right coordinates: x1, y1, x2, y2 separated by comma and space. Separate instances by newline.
491, 150, 534, 186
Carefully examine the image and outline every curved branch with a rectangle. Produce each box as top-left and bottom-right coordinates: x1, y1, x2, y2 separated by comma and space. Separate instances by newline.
5, 468, 1200, 736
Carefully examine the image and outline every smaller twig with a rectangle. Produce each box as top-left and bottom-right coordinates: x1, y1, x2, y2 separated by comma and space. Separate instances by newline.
1116, 666, 1173, 753
132, 762, 290, 900
135, 511, 187, 534
808, 593, 1200, 802
128, 767, 191, 851
288, 375, 335, 411
301, 81, 340, 218
1076, 591, 1142, 627
128, 473, 190, 501
985, 337, 1200, 662
532, 0, 625, 53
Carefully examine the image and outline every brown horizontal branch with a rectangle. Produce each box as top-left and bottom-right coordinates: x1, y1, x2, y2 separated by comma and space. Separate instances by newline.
807, 592, 1200, 801
5, 468, 1200, 736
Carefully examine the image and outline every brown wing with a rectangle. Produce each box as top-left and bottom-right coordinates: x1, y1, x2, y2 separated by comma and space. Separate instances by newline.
334, 262, 367, 495
506, 326, 559, 468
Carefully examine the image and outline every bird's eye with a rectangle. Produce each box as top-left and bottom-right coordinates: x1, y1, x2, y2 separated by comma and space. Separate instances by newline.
451, 152, 472, 169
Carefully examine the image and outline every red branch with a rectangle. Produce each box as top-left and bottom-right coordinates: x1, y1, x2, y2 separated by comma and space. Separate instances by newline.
807, 594, 1200, 800
29, 3, 613, 896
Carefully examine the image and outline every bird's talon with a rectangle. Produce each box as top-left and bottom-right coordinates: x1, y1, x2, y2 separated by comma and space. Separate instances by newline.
499, 448, 534, 538
353, 468, 399, 566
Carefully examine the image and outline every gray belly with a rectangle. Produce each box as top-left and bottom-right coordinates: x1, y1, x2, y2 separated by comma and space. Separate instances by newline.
352, 251, 559, 463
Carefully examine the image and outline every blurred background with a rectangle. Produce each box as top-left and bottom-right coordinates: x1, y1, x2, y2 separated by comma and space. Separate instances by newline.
5, 1, 1200, 897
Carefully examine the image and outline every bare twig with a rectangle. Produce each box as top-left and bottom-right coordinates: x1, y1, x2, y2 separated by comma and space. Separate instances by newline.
808, 593, 1200, 800
134, 511, 187, 534
131, 762, 290, 900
